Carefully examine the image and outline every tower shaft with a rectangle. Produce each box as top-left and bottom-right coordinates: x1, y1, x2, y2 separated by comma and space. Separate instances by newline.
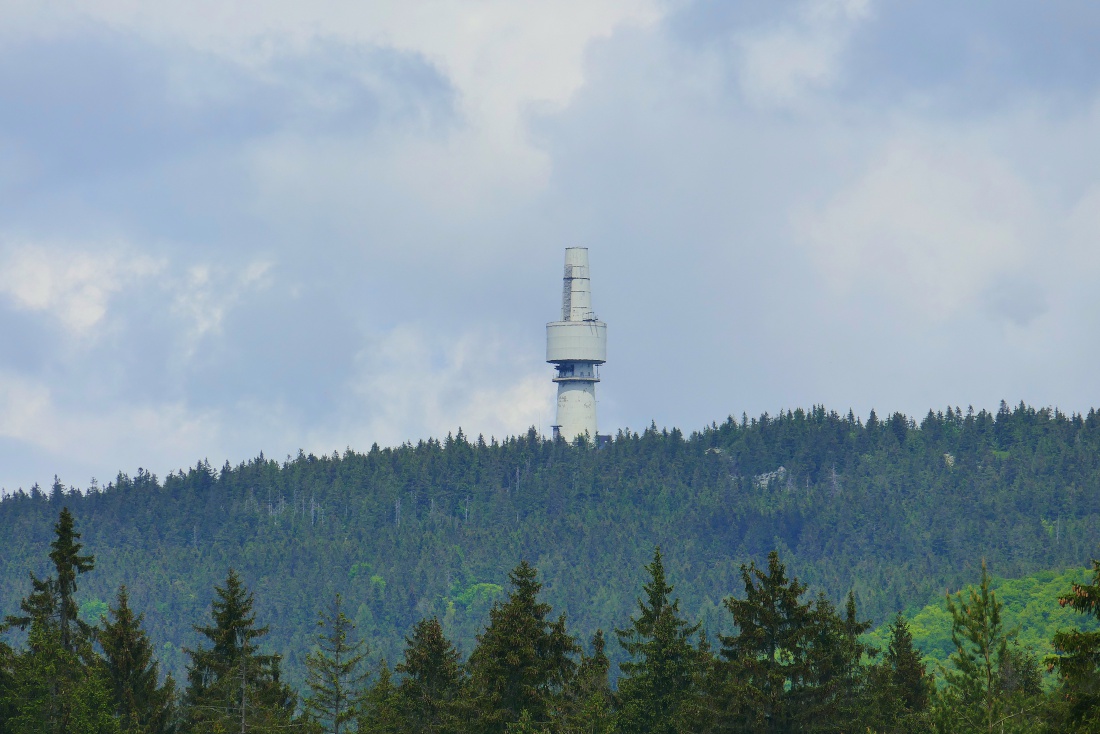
546, 248, 607, 443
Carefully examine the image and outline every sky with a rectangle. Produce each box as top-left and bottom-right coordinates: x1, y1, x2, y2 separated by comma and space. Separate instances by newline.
2, 0, 1100, 492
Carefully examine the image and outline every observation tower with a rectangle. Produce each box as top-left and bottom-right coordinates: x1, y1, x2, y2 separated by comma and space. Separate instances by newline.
546, 248, 607, 443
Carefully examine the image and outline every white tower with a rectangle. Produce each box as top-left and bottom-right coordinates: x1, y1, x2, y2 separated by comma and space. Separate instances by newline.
547, 248, 607, 443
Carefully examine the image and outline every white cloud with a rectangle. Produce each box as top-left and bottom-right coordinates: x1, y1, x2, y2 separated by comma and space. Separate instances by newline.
0, 243, 163, 334
736, 0, 871, 108
341, 325, 555, 447
798, 135, 1039, 320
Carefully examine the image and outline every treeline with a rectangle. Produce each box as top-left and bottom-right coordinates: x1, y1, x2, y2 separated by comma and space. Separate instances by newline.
2, 403, 1100, 687
5, 509, 1100, 733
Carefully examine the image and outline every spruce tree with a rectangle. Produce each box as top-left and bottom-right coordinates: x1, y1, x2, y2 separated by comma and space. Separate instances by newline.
615, 547, 703, 734
561, 630, 614, 734
0, 508, 117, 734
884, 612, 928, 714
717, 550, 815, 733
101, 585, 177, 734
466, 561, 579, 733
357, 662, 401, 734
304, 594, 369, 734
183, 569, 298, 733
1050, 558, 1100, 731
395, 616, 464, 733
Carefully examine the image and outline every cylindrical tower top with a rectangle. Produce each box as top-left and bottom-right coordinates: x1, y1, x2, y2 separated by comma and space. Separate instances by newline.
562, 247, 594, 322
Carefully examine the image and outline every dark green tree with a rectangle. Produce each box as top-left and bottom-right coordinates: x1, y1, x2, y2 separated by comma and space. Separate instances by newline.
560, 629, 614, 734
100, 585, 177, 734
466, 560, 580, 733
304, 594, 369, 734
182, 569, 298, 733
0, 508, 118, 734
357, 662, 401, 734
615, 547, 704, 734
885, 612, 929, 714
1050, 558, 1100, 732
716, 551, 815, 733
394, 616, 464, 733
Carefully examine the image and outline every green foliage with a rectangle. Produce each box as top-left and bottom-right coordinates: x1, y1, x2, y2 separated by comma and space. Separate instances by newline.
615, 546, 702, 734
466, 561, 580, 733
4, 405, 1100, 687
864, 566, 1100, 682
182, 569, 300, 733
100, 585, 176, 734
304, 594, 369, 734
1049, 559, 1100, 731
394, 616, 465, 733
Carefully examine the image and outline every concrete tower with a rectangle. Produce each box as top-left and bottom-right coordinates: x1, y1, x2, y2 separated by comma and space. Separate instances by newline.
547, 248, 607, 443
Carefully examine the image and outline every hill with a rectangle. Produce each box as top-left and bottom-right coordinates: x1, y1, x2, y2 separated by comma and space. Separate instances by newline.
3, 402, 1100, 688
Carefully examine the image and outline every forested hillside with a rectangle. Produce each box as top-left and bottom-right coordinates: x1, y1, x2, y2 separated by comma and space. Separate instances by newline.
2, 402, 1099, 690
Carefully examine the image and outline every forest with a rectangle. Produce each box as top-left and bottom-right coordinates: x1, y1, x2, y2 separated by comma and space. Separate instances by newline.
3, 401, 1100, 731
3, 505, 1100, 732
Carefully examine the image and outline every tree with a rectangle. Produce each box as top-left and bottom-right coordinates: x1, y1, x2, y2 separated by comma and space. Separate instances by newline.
615, 547, 704, 734
100, 585, 177, 734
395, 617, 464, 733
4, 507, 96, 653
182, 569, 298, 733
1050, 558, 1100, 731
560, 630, 614, 734
938, 560, 1038, 734
304, 595, 369, 734
357, 662, 401, 734
0, 508, 118, 734
715, 551, 869, 733
466, 561, 580, 732
884, 612, 929, 714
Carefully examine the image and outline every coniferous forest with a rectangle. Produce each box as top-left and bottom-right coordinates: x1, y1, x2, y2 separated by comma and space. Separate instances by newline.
4, 402, 1100, 731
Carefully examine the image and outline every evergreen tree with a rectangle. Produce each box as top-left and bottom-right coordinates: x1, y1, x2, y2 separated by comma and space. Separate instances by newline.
466, 561, 580, 733
304, 594, 369, 734
615, 547, 703, 734
560, 630, 614, 734
182, 569, 298, 733
357, 662, 401, 734
100, 585, 177, 734
0, 508, 118, 734
716, 550, 815, 733
394, 616, 464, 733
939, 560, 1038, 733
1050, 558, 1100, 731
884, 612, 928, 714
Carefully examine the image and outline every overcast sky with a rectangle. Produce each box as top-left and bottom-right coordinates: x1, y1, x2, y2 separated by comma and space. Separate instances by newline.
2, 0, 1100, 491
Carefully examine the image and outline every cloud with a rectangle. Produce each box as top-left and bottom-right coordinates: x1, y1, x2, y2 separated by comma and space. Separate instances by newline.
0, 242, 163, 334
341, 325, 555, 448
735, 0, 871, 108
797, 134, 1039, 320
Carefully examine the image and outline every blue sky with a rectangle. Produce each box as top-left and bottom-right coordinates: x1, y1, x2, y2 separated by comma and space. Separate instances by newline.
2, 0, 1100, 492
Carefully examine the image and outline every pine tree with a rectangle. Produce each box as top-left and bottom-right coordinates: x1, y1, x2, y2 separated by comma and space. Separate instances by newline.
395, 616, 464, 733
1050, 558, 1100, 731
615, 547, 703, 734
939, 560, 1038, 733
304, 594, 369, 734
101, 585, 177, 734
466, 561, 580, 733
182, 569, 298, 733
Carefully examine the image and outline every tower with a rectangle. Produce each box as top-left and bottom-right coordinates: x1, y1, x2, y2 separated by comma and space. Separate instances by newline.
546, 248, 607, 443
